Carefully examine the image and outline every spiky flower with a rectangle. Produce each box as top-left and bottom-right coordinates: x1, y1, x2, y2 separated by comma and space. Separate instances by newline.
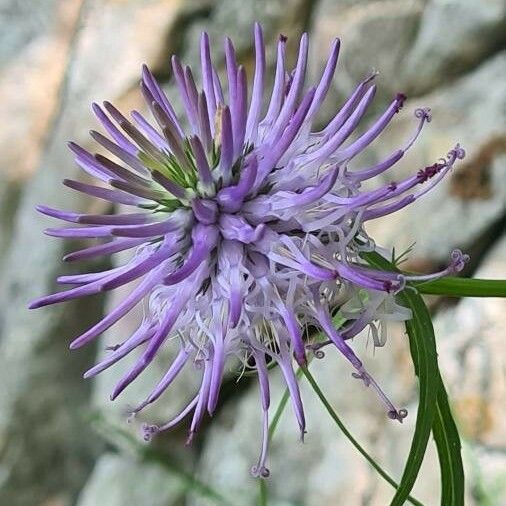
30, 24, 468, 477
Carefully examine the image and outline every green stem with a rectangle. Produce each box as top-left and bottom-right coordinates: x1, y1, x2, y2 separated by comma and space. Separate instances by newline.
415, 277, 506, 297
300, 366, 424, 506
258, 479, 268, 506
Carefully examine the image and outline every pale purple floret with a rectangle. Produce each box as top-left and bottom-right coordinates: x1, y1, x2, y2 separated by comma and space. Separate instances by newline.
30, 23, 468, 478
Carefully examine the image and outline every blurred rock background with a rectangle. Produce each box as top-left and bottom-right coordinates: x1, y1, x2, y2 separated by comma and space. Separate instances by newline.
0, 0, 505, 504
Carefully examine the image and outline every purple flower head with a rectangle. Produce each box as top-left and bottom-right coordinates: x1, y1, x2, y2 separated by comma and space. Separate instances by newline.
30, 24, 468, 477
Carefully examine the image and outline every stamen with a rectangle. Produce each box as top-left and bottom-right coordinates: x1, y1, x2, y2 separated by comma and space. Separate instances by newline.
405, 249, 470, 283
395, 92, 407, 112
142, 423, 160, 442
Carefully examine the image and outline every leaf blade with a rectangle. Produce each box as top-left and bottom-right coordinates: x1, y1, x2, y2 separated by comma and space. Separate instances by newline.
432, 377, 465, 505
361, 251, 440, 506
363, 250, 465, 506
391, 288, 439, 505
415, 277, 506, 298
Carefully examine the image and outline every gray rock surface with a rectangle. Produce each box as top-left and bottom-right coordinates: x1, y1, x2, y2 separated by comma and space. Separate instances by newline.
0, 1, 185, 504
77, 453, 187, 506
402, 0, 506, 95
312, 0, 424, 101
0, 0, 83, 264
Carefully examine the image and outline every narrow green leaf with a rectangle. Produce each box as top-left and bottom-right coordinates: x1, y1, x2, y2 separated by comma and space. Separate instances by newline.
415, 277, 506, 298
432, 378, 465, 505
362, 251, 465, 505
391, 288, 439, 505
361, 251, 439, 505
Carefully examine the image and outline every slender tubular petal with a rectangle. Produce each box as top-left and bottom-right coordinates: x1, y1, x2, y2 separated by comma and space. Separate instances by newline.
110, 179, 167, 202
84, 322, 156, 378
29, 276, 108, 309
246, 23, 266, 143
278, 305, 306, 365
332, 94, 406, 163
232, 66, 247, 159
92, 102, 137, 154
132, 347, 191, 413
198, 92, 212, 152
101, 239, 178, 290
151, 169, 188, 199
164, 224, 218, 285
78, 212, 152, 226
349, 149, 404, 181
200, 32, 217, 130
212, 66, 224, 105
184, 66, 200, 132
363, 195, 415, 221
131, 110, 168, 150
262, 35, 287, 126
303, 85, 376, 165
189, 135, 213, 185
110, 296, 188, 399
44, 226, 114, 238
224, 37, 238, 104
278, 355, 306, 436
216, 155, 258, 213
63, 179, 147, 206
89, 130, 149, 175
111, 218, 182, 238
255, 87, 316, 189
188, 359, 213, 439
217, 105, 234, 182
171, 55, 199, 134
305, 38, 340, 121
143, 395, 199, 438
271, 166, 339, 210
63, 238, 146, 262
268, 33, 309, 143
251, 349, 270, 478
69, 270, 163, 349
68, 143, 116, 182
207, 334, 225, 414
141, 64, 183, 136
94, 154, 153, 187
